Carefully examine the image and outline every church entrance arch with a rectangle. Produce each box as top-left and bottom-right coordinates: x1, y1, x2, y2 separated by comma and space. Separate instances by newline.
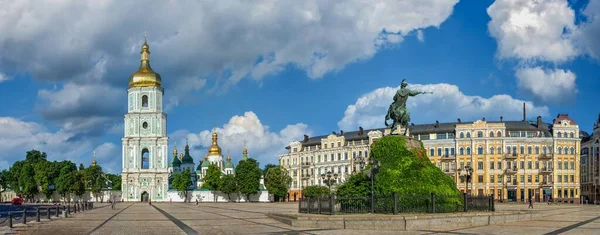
141, 191, 149, 202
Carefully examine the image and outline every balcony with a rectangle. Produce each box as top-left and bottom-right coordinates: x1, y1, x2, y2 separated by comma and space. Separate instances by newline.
540, 181, 553, 187
301, 174, 312, 179
443, 169, 456, 175
504, 168, 518, 174
540, 153, 552, 160
504, 153, 518, 159
440, 154, 456, 161
540, 167, 553, 174
300, 162, 312, 168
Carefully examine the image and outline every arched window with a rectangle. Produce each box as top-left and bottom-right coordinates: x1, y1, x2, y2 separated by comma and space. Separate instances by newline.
142, 95, 148, 107
512, 146, 517, 154
558, 147, 563, 155
466, 132, 471, 138
570, 147, 575, 155
497, 131, 502, 137
477, 131, 483, 138
527, 146, 532, 154
497, 146, 502, 154
520, 146, 525, 154
437, 148, 442, 156
141, 148, 150, 169
430, 149, 434, 156
489, 131, 494, 138
459, 132, 464, 138
506, 146, 511, 154
490, 147, 495, 154
477, 147, 483, 155
563, 132, 568, 138
459, 147, 464, 155
569, 132, 574, 138
466, 147, 471, 155
535, 146, 540, 154
557, 132, 562, 137
543, 146, 547, 154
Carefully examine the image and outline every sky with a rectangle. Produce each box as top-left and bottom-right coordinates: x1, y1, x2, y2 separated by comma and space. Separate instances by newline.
0, 0, 599, 173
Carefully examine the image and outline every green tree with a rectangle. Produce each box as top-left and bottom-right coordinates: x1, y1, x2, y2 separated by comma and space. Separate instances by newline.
262, 164, 277, 176
172, 170, 192, 202
8, 161, 25, 194
84, 165, 105, 201
335, 173, 370, 198
302, 185, 330, 198
72, 171, 86, 200
19, 163, 38, 201
201, 164, 222, 202
25, 150, 47, 164
33, 161, 54, 200
106, 174, 122, 191
56, 164, 77, 202
235, 158, 261, 201
264, 166, 291, 201
219, 174, 238, 201
79, 163, 85, 171
0, 170, 10, 202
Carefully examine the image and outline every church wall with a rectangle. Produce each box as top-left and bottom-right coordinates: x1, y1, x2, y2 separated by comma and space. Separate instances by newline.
166, 190, 272, 203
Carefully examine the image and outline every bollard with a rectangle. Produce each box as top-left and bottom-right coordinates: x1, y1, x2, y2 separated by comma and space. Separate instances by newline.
463, 193, 468, 212
8, 212, 12, 228
23, 209, 27, 225
431, 193, 436, 213
63, 206, 67, 218
56, 206, 60, 217
36, 208, 40, 222
47, 208, 51, 220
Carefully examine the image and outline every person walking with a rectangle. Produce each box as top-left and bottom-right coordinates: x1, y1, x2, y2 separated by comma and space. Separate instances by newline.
111, 197, 115, 210
528, 197, 534, 209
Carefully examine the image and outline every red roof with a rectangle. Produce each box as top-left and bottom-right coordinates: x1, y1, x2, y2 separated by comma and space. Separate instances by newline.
554, 114, 577, 125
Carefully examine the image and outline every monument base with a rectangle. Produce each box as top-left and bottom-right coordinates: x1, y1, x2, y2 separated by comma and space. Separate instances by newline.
384, 127, 410, 136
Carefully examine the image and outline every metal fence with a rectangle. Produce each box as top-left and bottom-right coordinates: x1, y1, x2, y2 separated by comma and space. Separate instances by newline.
0, 202, 94, 228
299, 193, 494, 215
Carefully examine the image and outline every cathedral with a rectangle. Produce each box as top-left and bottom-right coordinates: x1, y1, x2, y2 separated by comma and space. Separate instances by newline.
121, 37, 269, 202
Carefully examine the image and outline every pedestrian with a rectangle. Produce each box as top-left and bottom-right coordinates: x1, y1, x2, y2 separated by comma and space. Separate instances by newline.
528, 197, 533, 209
111, 198, 115, 210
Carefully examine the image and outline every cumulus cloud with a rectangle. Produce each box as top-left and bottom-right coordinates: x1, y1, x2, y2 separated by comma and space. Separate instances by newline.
0, 117, 96, 170
172, 111, 311, 166
338, 83, 550, 130
577, 1, 600, 60
487, 0, 578, 62
0, 73, 10, 83
515, 67, 577, 103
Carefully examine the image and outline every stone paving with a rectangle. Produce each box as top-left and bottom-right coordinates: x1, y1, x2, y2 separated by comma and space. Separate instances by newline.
6, 202, 600, 234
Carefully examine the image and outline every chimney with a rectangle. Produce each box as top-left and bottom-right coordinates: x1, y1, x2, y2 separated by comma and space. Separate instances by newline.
332, 131, 336, 135
358, 126, 364, 135
340, 130, 344, 135
457, 118, 461, 124
536, 116, 543, 129
435, 120, 439, 128
500, 116, 503, 122
482, 117, 486, 121
522, 102, 526, 122
303, 135, 309, 142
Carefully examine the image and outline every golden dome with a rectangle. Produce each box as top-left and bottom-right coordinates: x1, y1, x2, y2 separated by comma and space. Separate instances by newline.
129, 39, 162, 88
208, 131, 222, 156
226, 150, 231, 162
92, 150, 97, 166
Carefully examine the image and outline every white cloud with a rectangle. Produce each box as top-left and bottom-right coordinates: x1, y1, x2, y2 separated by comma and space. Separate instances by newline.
416, 30, 425, 42
173, 111, 311, 166
577, 1, 600, 60
487, 0, 578, 62
0, 0, 459, 87
0, 117, 95, 170
515, 67, 577, 103
0, 73, 10, 83
338, 83, 550, 130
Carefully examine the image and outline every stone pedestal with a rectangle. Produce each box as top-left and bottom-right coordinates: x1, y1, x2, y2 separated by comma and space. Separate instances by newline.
384, 127, 410, 136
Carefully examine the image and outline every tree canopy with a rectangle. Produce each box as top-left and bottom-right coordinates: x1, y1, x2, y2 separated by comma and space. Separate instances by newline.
302, 185, 330, 198
219, 174, 238, 201
264, 166, 291, 200
201, 164, 222, 191
172, 169, 192, 202
235, 158, 261, 200
262, 164, 277, 176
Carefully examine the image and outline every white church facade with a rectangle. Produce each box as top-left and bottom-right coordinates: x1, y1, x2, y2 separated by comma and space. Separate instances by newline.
121, 38, 269, 202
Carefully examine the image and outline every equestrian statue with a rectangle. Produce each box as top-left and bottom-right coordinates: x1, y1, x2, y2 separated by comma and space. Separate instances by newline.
385, 79, 433, 135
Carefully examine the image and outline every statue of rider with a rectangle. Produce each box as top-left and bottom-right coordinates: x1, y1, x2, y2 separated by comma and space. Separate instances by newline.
385, 79, 433, 135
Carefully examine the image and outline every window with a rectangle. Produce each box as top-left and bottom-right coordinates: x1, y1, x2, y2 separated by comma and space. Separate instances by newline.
558, 175, 562, 182
490, 147, 495, 154
512, 146, 517, 154
478, 161, 483, 169
477, 147, 483, 155
344, 152, 348, 160
438, 148, 442, 156
497, 162, 502, 169
528, 161, 532, 169
498, 147, 502, 154
557, 132, 562, 137
450, 148, 455, 156
478, 175, 484, 183
535, 146, 540, 154
142, 122, 148, 129
489, 131, 495, 137
459, 132, 464, 138
570, 161, 574, 170
520, 161, 524, 169
520, 146, 525, 154
570, 132, 574, 138
498, 175, 502, 183
490, 161, 495, 169
535, 175, 539, 182
490, 175, 495, 183
535, 161, 539, 169
466, 132, 471, 138
466, 147, 471, 155
430, 148, 434, 156
142, 95, 148, 107
459, 148, 464, 155
506, 146, 511, 154
497, 131, 502, 137
528, 175, 532, 183
437, 133, 447, 139
570, 175, 574, 183
558, 147, 563, 154
337, 153, 341, 161
520, 175, 524, 183
330, 154, 334, 161
527, 146, 532, 154
570, 147, 575, 155
324, 143, 328, 148
141, 148, 150, 169
477, 131, 483, 138
563, 161, 568, 169
445, 148, 450, 156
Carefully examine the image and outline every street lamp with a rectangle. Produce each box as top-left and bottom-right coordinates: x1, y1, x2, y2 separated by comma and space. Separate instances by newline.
370, 159, 381, 214
320, 171, 339, 192
459, 166, 473, 195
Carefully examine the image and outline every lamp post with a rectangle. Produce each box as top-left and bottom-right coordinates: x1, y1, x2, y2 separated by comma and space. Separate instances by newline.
460, 166, 473, 195
370, 159, 381, 214
320, 171, 339, 192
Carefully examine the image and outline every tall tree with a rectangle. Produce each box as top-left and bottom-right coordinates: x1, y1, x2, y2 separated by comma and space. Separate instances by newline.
172, 170, 192, 202
235, 158, 261, 201
219, 174, 237, 202
84, 165, 104, 201
79, 163, 85, 171
25, 150, 47, 164
34, 161, 54, 200
264, 166, 291, 201
8, 161, 25, 194
56, 164, 76, 202
202, 164, 222, 201
262, 164, 277, 176
106, 174, 122, 191
72, 171, 86, 200
0, 170, 10, 202
19, 163, 38, 201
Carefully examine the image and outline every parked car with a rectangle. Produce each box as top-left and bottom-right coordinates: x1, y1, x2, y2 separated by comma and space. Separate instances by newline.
11, 197, 23, 205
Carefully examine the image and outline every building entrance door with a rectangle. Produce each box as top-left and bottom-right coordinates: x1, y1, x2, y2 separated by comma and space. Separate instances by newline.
508, 190, 517, 202
141, 191, 149, 202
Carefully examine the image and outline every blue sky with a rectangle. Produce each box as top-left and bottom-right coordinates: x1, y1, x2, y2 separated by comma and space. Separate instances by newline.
0, 0, 599, 173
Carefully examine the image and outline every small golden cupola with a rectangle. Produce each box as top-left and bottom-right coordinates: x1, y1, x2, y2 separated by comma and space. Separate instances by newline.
242, 142, 248, 160
129, 32, 162, 88
91, 150, 97, 166
207, 130, 222, 156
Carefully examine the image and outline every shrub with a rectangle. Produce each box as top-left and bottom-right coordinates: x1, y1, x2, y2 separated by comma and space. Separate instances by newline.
302, 185, 330, 198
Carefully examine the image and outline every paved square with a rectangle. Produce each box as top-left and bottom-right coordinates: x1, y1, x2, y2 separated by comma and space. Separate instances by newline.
8, 202, 600, 234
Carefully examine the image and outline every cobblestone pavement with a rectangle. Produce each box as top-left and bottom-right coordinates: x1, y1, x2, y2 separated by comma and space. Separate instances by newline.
9, 202, 600, 234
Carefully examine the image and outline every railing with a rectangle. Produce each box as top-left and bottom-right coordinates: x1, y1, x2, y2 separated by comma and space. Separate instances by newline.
443, 169, 456, 174
504, 153, 518, 159
540, 167, 553, 173
540, 153, 552, 159
541, 181, 553, 186
441, 155, 456, 161
299, 193, 494, 215
504, 168, 518, 174
300, 162, 312, 167
0, 202, 95, 228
